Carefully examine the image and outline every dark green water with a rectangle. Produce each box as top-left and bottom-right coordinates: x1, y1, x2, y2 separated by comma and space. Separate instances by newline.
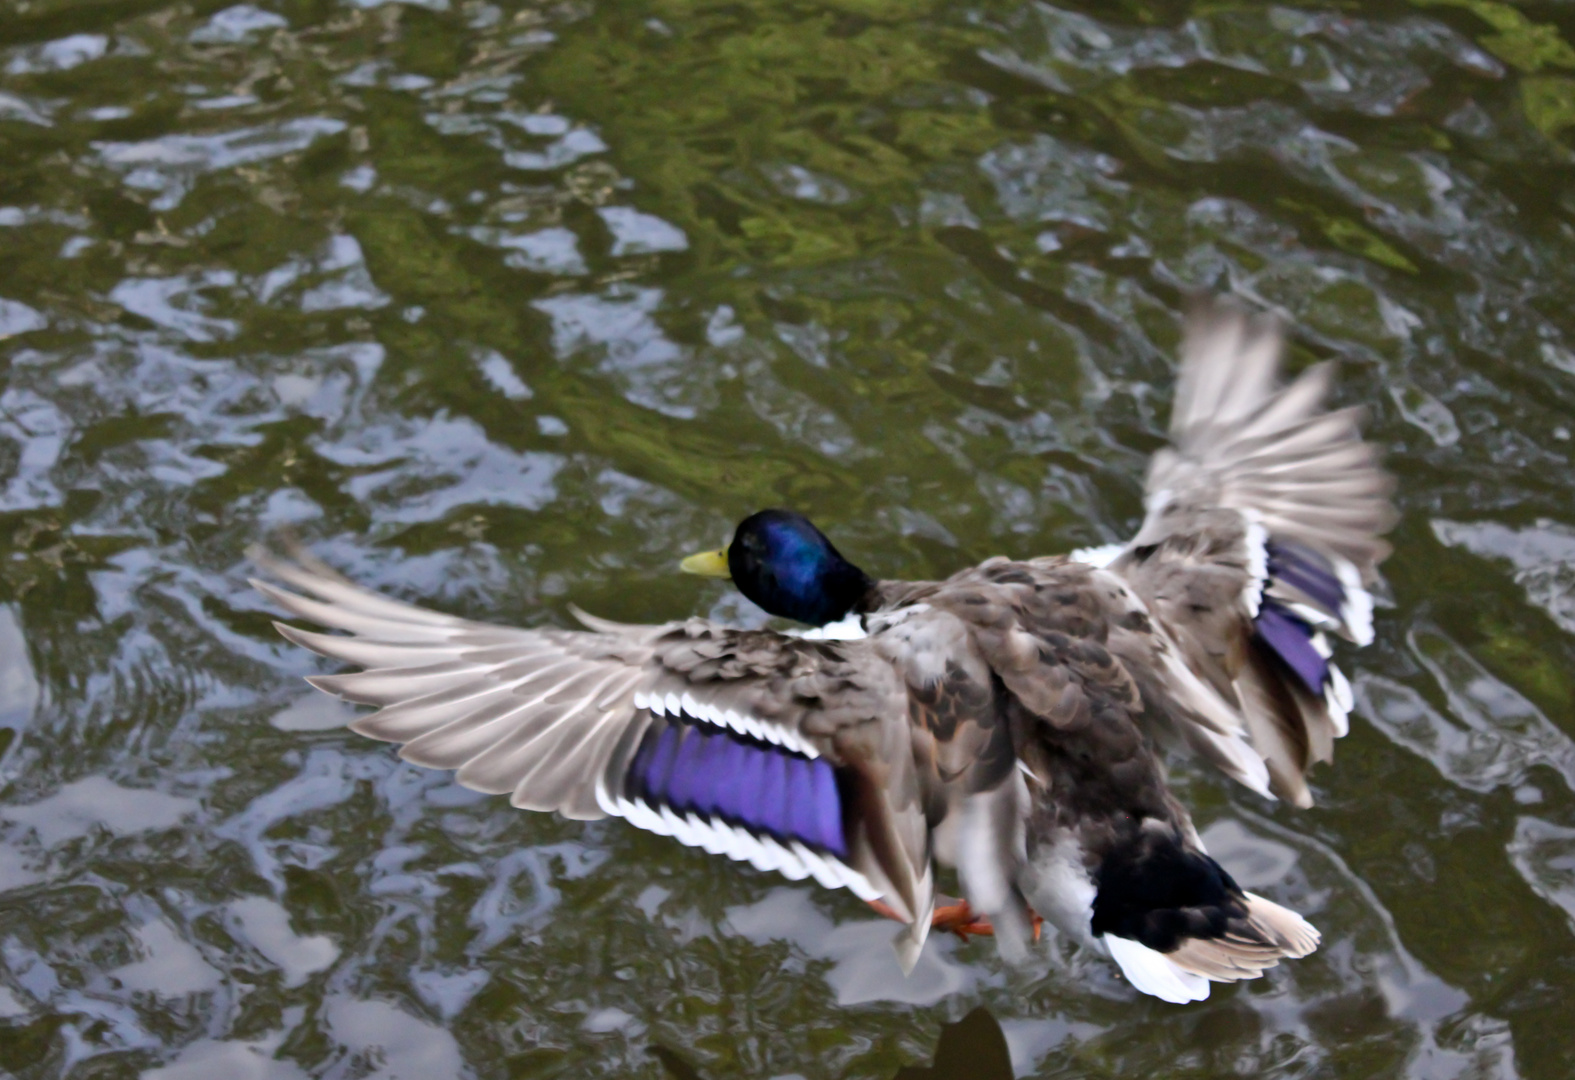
2, 0, 1575, 1075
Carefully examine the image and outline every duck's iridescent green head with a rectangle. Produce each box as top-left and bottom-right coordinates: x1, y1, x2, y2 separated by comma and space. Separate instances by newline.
681, 509, 874, 626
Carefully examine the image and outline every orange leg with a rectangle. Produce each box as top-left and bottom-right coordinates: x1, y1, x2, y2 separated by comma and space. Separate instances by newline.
930, 898, 997, 942
866, 896, 1044, 943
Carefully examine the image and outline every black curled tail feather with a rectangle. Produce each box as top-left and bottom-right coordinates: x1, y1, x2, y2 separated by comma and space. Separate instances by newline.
1089, 824, 1249, 951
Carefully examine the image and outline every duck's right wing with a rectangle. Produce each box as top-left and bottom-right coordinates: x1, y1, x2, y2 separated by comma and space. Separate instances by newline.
250, 548, 937, 936
1104, 299, 1396, 806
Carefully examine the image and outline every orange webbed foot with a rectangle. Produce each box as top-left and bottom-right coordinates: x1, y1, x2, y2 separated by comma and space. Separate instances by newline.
931, 898, 995, 942
865, 897, 1045, 943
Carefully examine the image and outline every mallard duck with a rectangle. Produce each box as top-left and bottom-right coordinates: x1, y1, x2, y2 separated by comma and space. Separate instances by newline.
252, 298, 1394, 1003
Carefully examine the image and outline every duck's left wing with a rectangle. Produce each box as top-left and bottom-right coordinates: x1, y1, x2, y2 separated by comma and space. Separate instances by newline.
250, 548, 937, 933
1100, 299, 1396, 806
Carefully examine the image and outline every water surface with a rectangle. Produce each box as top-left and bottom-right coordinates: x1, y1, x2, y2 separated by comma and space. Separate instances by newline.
2, 0, 1575, 1076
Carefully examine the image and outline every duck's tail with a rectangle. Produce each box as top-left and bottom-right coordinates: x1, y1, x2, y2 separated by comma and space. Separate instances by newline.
1091, 823, 1319, 1004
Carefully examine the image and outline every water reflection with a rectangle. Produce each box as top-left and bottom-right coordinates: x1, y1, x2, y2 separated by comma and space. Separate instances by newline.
1353, 624, 1575, 795
224, 896, 338, 988
2, 777, 197, 847
95, 118, 348, 213
656, 1007, 1017, 1080
109, 918, 222, 996
894, 1007, 1014, 1080
1508, 818, 1575, 933
724, 888, 986, 1008
1434, 518, 1575, 636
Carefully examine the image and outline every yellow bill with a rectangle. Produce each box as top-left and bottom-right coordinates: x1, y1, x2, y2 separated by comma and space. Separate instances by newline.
680, 548, 731, 578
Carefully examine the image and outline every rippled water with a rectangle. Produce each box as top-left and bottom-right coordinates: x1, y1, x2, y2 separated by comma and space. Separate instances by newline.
3, 0, 1575, 1076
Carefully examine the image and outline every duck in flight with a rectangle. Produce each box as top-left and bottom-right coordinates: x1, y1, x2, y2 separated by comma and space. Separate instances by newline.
252, 298, 1394, 1003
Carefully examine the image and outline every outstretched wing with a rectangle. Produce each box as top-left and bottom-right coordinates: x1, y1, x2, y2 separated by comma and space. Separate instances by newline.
1108, 299, 1396, 806
250, 548, 937, 928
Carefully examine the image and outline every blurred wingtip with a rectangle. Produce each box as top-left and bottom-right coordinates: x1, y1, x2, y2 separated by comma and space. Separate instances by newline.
1182, 289, 1278, 330
892, 919, 929, 976
248, 528, 352, 583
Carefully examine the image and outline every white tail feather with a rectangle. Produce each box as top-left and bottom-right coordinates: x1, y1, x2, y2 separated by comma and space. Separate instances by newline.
1104, 936, 1211, 1003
